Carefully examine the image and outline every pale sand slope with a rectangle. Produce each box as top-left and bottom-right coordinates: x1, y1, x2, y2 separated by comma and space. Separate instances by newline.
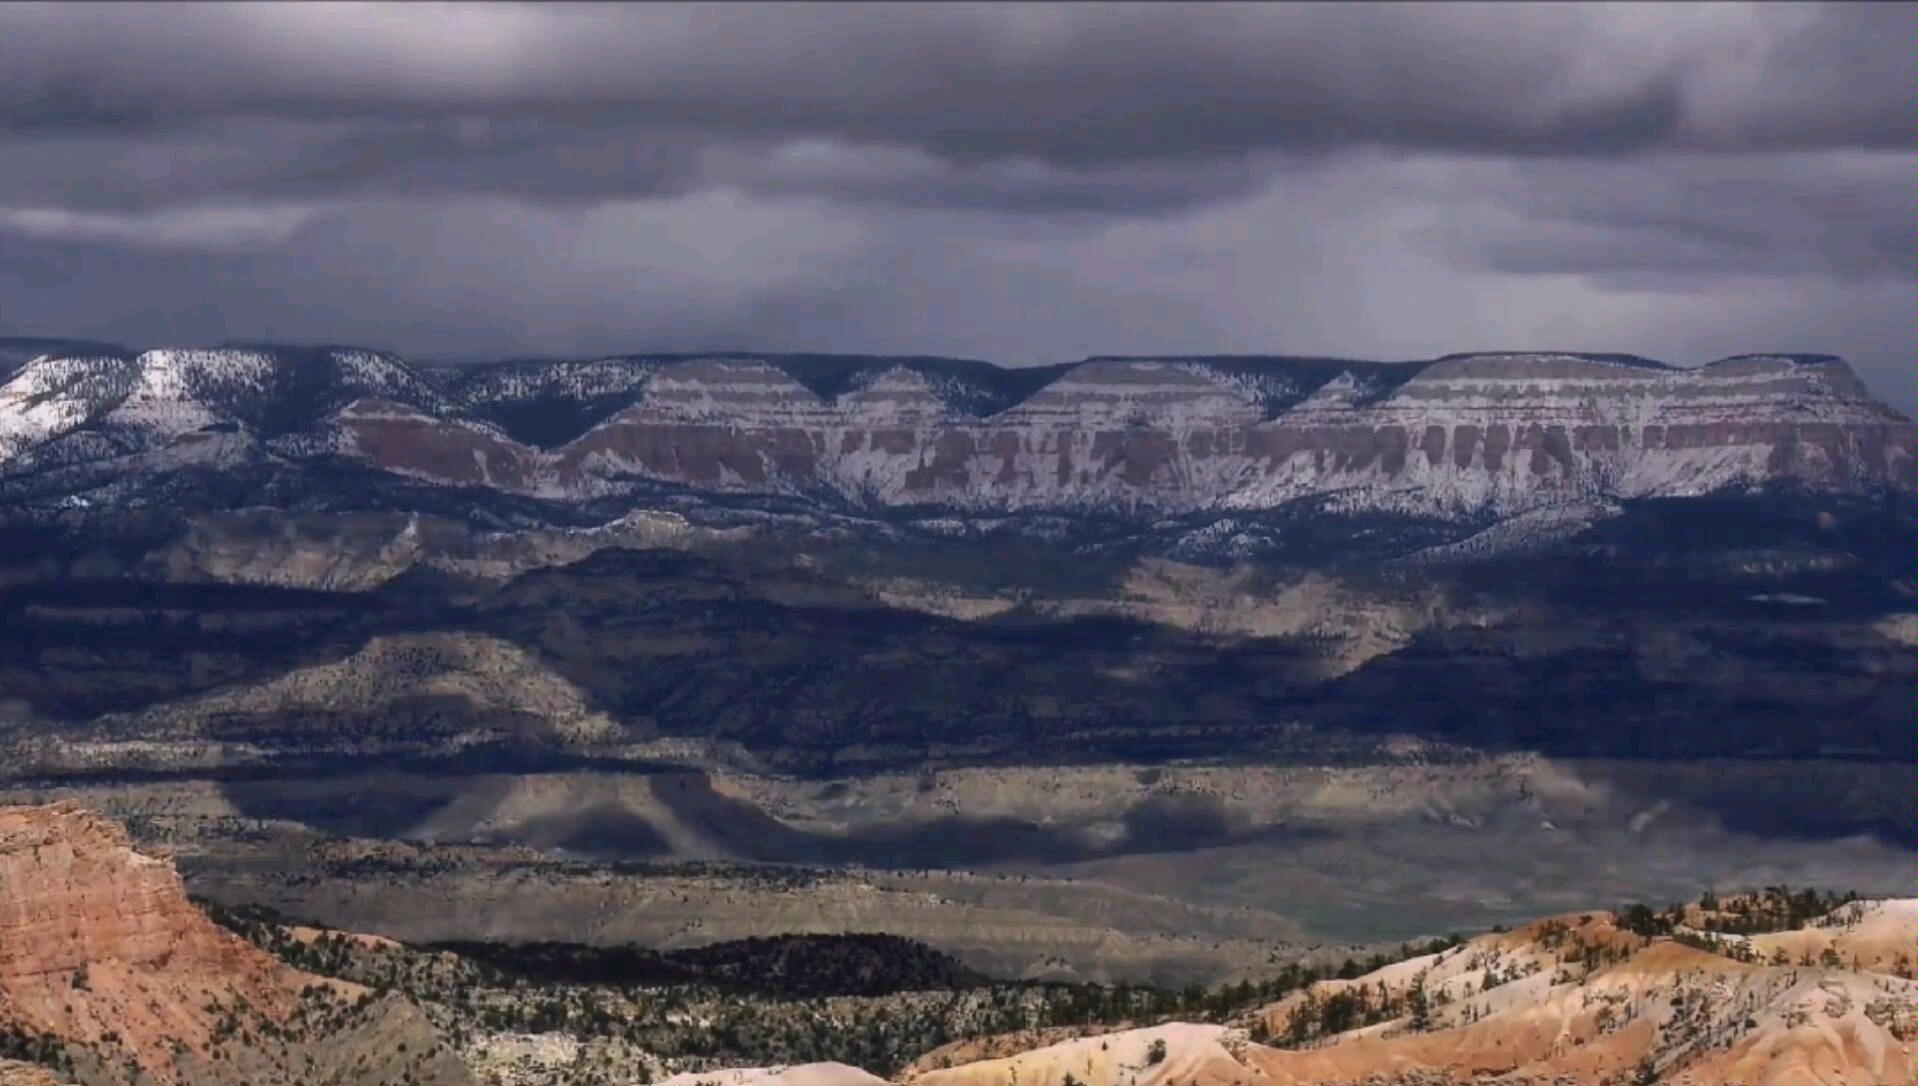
887, 900, 1918, 1086
657, 1064, 891, 1086
1234, 943, 1917, 1086
1744, 898, 1918, 971
909, 1022, 1261, 1086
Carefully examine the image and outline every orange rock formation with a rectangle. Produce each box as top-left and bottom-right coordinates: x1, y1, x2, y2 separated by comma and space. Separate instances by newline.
0, 801, 459, 1086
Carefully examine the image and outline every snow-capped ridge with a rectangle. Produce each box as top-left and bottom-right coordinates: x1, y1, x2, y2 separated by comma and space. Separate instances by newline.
1432, 350, 1675, 370
1707, 353, 1848, 367
0, 337, 132, 382
1, 341, 1911, 546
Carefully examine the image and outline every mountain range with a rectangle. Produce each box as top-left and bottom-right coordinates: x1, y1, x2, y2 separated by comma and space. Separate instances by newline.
1, 341, 1910, 560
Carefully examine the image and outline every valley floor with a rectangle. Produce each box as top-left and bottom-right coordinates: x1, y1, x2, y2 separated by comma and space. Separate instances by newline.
2, 756, 1910, 986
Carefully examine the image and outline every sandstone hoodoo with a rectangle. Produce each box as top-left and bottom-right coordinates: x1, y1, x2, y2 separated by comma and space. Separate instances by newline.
0, 345, 1909, 551
0, 801, 467, 1086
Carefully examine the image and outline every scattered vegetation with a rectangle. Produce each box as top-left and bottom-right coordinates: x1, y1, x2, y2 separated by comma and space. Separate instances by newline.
199, 898, 1467, 1079
1144, 1037, 1167, 1065
0, 1026, 76, 1078
1690, 886, 1862, 935
435, 933, 988, 998
186, 884, 1886, 1082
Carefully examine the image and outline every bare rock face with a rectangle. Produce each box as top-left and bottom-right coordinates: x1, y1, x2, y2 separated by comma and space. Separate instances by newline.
420, 353, 1918, 514
521, 353, 1918, 514
0, 801, 470, 1086
0, 1062, 67, 1086
0, 345, 1909, 526
0, 802, 256, 982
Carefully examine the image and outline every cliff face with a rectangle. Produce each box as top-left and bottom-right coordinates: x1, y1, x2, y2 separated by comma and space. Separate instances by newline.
0, 802, 256, 983
0, 801, 468, 1086
0, 345, 1909, 532
529, 353, 1913, 514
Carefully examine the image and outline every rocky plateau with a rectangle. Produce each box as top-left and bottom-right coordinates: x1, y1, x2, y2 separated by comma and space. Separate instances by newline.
0, 342, 1910, 562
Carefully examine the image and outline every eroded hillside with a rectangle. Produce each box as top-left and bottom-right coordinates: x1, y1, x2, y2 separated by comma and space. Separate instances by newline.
0, 802, 467, 1086
896, 898, 1918, 1086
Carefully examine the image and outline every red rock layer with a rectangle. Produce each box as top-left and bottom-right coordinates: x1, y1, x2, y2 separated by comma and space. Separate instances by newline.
0, 802, 340, 1084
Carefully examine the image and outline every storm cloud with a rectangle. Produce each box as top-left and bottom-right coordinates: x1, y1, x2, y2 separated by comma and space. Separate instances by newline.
0, 2, 1911, 408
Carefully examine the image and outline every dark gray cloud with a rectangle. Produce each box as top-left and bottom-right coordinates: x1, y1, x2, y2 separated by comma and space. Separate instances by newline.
0, 4, 1909, 226
0, 121, 1267, 220
0, 126, 1273, 248
0, 3, 1910, 221
0, 3, 1911, 414
1431, 152, 1917, 286
2, 3, 1909, 157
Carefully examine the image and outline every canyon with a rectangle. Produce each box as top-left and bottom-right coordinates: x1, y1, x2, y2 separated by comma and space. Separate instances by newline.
0, 340, 1910, 1084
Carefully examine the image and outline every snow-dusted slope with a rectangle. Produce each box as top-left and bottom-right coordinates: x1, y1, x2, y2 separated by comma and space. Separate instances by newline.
0, 351, 143, 466
0, 345, 1910, 532
0, 338, 128, 383
0, 344, 486, 474
535, 351, 1912, 516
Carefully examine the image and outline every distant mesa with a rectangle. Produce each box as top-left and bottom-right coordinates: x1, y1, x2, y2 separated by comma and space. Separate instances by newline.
0, 340, 1908, 539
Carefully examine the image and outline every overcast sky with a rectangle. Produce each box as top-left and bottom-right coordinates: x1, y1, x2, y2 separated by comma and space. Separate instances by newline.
0, 2, 1911, 408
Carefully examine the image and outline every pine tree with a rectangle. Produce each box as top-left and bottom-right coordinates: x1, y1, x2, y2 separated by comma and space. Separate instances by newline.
1409, 971, 1432, 1031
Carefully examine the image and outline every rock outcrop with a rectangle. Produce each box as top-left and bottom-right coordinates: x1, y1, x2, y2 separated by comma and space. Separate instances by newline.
0, 1062, 67, 1086
0, 802, 262, 988
0, 801, 469, 1086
